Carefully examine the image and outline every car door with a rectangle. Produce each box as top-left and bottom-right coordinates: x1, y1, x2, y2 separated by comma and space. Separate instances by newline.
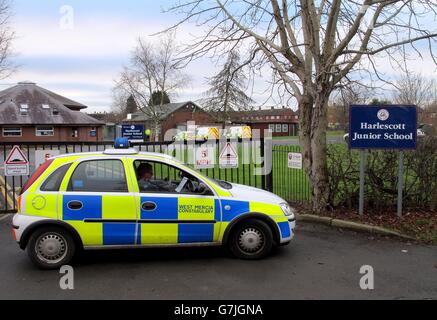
61, 158, 137, 246
129, 158, 221, 245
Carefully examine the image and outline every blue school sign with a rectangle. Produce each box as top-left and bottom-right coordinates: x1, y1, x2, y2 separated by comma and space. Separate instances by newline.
349, 105, 417, 149
121, 124, 144, 141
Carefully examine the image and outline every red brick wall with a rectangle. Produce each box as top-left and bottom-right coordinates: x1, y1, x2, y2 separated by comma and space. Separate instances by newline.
0, 126, 103, 142
160, 105, 218, 140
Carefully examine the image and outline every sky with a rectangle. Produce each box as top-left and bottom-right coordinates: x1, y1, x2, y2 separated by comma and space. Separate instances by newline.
3, 0, 220, 113
3, 1, 437, 113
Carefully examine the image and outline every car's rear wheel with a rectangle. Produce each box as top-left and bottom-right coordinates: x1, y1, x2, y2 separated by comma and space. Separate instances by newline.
229, 220, 273, 259
27, 227, 75, 270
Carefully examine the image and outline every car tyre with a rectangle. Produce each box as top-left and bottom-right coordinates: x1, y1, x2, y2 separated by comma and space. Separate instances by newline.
27, 227, 76, 270
229, 220, 273, 260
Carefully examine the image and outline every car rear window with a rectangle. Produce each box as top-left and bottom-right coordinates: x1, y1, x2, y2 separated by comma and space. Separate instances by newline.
40, 163, 72, 192
67, 159, 128, 193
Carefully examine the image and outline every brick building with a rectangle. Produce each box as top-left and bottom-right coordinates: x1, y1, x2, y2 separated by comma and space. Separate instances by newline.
123, 101, 217, 141
123, 101, 299, 140
227, 107, 299, 137
0, 82, 104, 142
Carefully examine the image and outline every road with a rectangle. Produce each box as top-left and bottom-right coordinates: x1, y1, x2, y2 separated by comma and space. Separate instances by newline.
0, 215, 435, 300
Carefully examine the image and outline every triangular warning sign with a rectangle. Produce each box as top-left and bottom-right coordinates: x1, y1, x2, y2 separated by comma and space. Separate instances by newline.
220, 142, 238, 160
5, 145, 29, 164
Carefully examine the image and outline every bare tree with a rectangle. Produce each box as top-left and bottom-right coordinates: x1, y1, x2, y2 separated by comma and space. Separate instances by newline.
394, 72, 435, 107
110, 85, 131, 121
331, 83, 374, 130
0, 0, 15, 79
203, 49, 255, 127
116, 32, 189, 140
166, 0, 437, 213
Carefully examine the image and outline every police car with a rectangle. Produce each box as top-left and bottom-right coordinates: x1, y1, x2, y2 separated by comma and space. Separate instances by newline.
11, 139, 296, 269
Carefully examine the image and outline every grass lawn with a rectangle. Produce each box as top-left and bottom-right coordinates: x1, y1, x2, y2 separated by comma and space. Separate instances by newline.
327, 130, 346, 136
151, 142, 312, 203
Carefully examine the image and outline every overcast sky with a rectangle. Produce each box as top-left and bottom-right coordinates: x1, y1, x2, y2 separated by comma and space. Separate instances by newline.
2, 0, 437, 113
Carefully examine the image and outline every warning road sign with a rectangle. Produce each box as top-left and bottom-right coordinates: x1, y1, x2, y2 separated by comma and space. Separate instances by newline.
195, 144, 215, 169
219, 142, 239, 168
4, 145, 29, 176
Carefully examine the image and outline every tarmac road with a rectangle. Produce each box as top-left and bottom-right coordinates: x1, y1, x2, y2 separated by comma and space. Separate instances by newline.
0, 214, 435, 300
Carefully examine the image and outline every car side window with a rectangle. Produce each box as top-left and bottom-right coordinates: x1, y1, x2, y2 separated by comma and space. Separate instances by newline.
40, 163, 72, 192
67, 159, 128, 193
134, 160, 213, 196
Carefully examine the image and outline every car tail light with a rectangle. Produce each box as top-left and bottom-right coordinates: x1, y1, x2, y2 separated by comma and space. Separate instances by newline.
17, 195, 22, 212
11, 228, 16, 241
20, 159, 54, 195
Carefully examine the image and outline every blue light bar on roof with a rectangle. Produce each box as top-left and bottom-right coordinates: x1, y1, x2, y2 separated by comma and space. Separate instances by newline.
114, 137, 130, 149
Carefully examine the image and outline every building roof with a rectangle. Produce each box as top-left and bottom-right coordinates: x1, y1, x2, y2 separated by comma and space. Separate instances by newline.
128, 101, 201, 121
0, 82, 104, 126
226, 107, 298, 123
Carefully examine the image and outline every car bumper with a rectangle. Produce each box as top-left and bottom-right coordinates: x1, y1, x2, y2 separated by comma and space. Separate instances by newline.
279, 217, 296, 244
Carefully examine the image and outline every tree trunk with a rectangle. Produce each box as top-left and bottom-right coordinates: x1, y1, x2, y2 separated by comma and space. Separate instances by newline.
299, 94, 330, 213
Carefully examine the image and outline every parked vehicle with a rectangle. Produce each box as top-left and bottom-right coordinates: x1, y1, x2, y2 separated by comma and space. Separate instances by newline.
224, 126, 252, 139
195, 127, 220, 141
11, 138, 295, 269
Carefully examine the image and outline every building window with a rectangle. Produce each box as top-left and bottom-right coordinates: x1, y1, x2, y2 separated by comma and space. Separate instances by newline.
2, 127, 22, 137
282, 124, 288, 133
71, 127, 79, 138
36, 126, 54, 137
90, 127, 97, 137
20, 104, 29, 115
276, 124, 282, 132
268, 124, 275, 132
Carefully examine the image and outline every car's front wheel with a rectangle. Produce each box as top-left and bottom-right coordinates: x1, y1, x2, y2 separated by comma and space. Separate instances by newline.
229, 220, 274, 259
27, 227, 76, 270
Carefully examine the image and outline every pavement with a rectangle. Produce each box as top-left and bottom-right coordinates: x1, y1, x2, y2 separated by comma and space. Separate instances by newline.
0, 215, 436, 300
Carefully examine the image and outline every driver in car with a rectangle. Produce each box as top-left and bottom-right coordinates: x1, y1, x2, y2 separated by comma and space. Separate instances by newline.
136, 163, 158, 192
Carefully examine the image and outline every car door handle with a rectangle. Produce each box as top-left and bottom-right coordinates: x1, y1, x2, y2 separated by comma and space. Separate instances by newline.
141, 201, 157, 211
67, 200, 83, 210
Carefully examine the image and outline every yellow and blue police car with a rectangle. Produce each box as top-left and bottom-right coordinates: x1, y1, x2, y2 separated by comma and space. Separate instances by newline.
11, 139, 296, 269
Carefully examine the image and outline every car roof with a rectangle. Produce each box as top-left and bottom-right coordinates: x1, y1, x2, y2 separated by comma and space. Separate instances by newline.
50, 149, 178, 162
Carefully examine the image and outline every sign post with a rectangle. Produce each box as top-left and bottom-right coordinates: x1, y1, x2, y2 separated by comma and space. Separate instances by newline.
4, 145, 29, 176
195, 144, 215, 169
35, 150, 61, 168
358, 150, 365, 215
287, 152, 303, 169
349, 105, 417, 217
121, 124, 144, 142
219, 142, 239, 169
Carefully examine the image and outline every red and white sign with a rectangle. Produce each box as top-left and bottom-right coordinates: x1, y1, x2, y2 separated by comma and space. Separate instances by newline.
195, 144, 215, 169
219, 142, 238, 168
288, 152, 302, 169
4, 145, 29, 176
35, 150, 61, 168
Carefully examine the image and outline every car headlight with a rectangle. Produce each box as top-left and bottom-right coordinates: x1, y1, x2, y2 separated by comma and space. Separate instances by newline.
280, 202, 294, 217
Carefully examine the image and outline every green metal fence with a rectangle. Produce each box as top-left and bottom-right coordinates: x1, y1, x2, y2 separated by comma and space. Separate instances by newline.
272, 145, 311, 203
